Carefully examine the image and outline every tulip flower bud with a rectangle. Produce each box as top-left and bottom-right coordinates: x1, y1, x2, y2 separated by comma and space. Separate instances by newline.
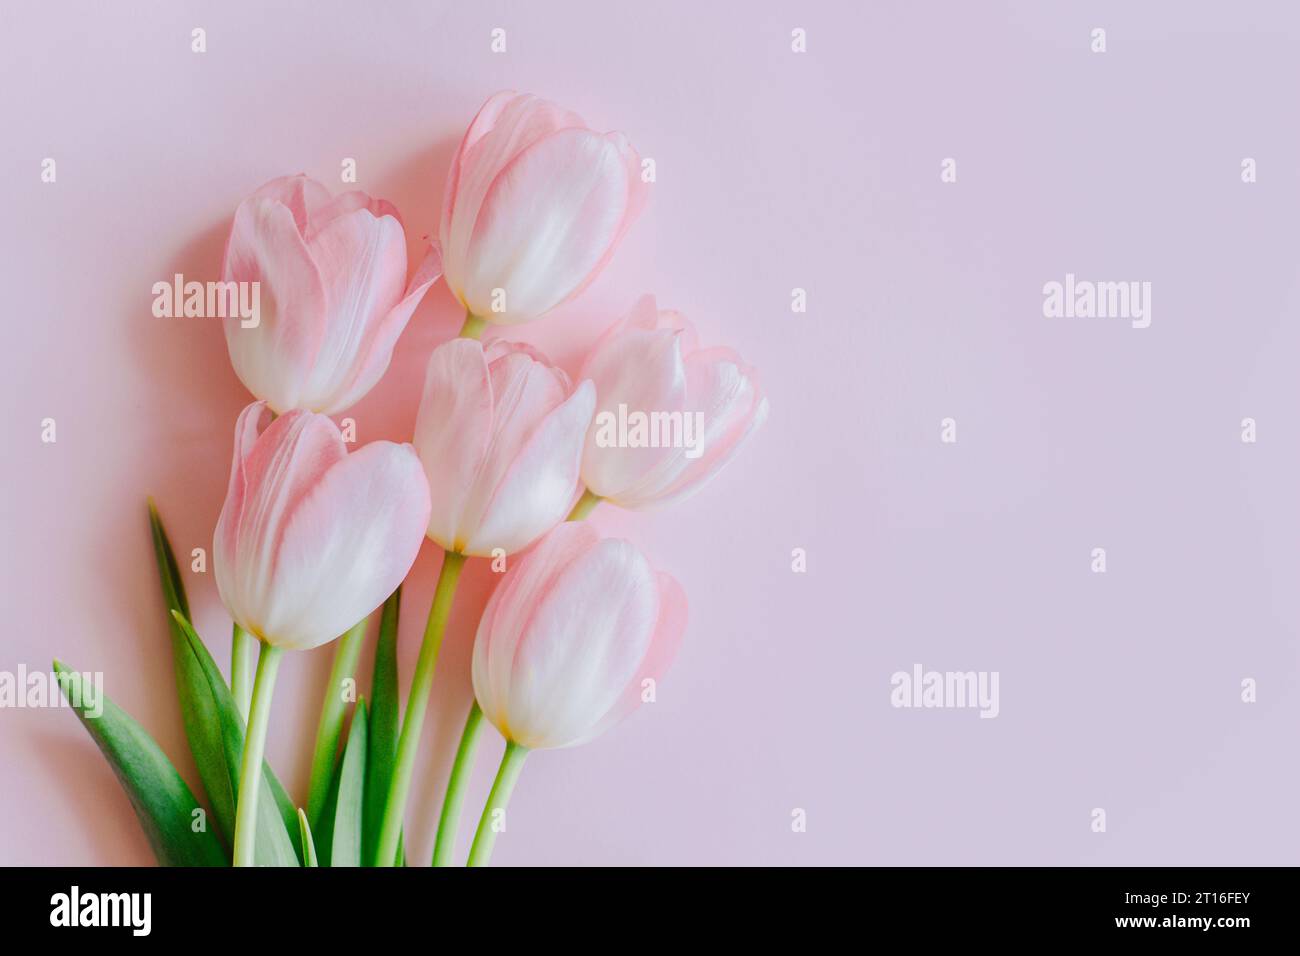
222, 174, 441, 414
580, 295, 768, 509
472, 522, 686, 750
440, 91, 647, 326
413, 338, 595, 556
213, 401, 431, 650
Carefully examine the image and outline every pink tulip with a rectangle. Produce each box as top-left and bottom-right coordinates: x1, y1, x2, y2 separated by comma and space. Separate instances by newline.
222, 174, 441, 414
412, 338, 595, 556
440, 91, 647, 326
214, 401, 431, 651
579, 295, 769, 509
472, 522, 686, 750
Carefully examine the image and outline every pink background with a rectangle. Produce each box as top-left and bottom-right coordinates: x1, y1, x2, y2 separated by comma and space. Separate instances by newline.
3, 1, 1299, 865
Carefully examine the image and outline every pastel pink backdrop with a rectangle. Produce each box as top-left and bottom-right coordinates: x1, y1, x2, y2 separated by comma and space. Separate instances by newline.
3, 1, 1299, 865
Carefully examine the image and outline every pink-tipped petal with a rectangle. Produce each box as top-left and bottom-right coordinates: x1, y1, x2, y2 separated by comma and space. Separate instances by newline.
580, 571, 687, 744
472, 522, 598, 735
250, 174, 334, 234
221, 174, 427, 415
505, 536, 660, 749
220, 400, 272, 516
213, 401, 272, 624
646, 351, 768, 507
306, 190, 402, 239
299, 208, 408, 410
441, 91, 523, 246
222, 198, 329, 413
413, 339, 494, 550
213, 403, 432, 652
554, 131, 650, 310
327, 242, 443, 414
580, 300, 766, 509
470, 524, 684, 749
580, 325, 687, 499
214, 410, 345, 638
458, 128, 634, 323
466, 379, 595, 555
264, 441, 430, 649
442, 93, 586, 297
450, 349, 570, 548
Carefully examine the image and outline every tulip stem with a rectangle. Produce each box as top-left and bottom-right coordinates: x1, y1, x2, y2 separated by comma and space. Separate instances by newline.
232, 641, 284, 867
567, 489, 602, 521
459, 311, 486, 340
305, 617, 369, 832
431, 701, 485, 866
231, 624, 255, 721
374, 550, 467, 866
467, 741, 528, 867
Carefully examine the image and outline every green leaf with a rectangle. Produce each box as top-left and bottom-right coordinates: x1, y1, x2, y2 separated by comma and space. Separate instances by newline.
147, 499, 191, 620
53, 660, 226, 867
365, 588, 401, 865
297, 809, 318, 867
173, 611, 300, 866
267, 761, 305, 863
329, 699, 368, 867
148, 500, 234, 847
314, 746, 345, 867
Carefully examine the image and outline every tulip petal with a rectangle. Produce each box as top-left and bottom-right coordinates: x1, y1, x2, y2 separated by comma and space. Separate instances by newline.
465, 379, 595, 556
459, 128, 635, 322
250, 174, 334, 234
579, 571, 687, 744
452, 346, 571, 546
581, 325, 687, 499
306, 191, 402, 239
472, 522, 599, 737
440, 91, 518, 249
222, 411, 348, 638
222, 197, 329, 413
262, 441, 430, 650
327, 242, 442, 415
623, 293, 661, 330
299, 208, 408, 411
213, 401, 271, 631
562, 131, 649, 309
646, 351, 769, 506
413, 339, 494, 551
442, 93, 585, 295
506, 537, 660, 748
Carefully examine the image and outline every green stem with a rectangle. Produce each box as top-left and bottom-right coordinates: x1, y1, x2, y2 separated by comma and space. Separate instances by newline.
232, 641, 284, 867
231, 624, 255, 721
567, 489, 602, 522
374, 550, 466, 866
459, 310, 486, 340
431, 702, 485, 866
305, 617, 368, 831
467, 741, 528, 867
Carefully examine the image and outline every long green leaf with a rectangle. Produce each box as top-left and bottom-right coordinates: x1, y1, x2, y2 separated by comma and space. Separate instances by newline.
148, 500, 233, 847
53, 660, 226, 867
173, 612, 300, 866
147, 498, 190, 620
297, 809, 318, 867
365, 588, 401, 865
329, 700, 368, 867
267, 761, 305, 863
314, 747, 346, 867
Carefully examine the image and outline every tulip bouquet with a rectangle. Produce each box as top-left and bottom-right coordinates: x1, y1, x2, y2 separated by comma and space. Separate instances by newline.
55, 91, 767, 867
